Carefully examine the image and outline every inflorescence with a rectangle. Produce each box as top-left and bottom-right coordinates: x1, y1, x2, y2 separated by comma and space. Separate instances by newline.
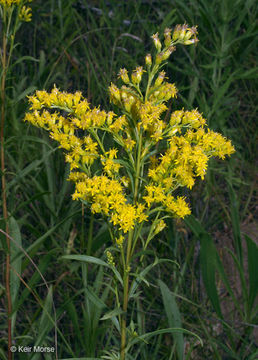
25, 25, 235, 236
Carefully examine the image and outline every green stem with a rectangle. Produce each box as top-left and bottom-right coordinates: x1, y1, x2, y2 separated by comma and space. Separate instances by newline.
87, 212, 94, 255
145, 64, 159, 101
120, 229, 133, 360
120, 120, 144, 359
133, 129, 143, 204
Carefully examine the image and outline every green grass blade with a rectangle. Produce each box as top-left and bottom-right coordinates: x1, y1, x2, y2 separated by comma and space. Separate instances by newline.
127, 327, 203, 350
62, 254, 109, 267
100, 307, 124, 321
227, 180, 243, 264
31, 286, 54, 360
158, 280, 184, 360
200, 232, 222, 317
9, 216, 22, 336
245, 234, 258, 315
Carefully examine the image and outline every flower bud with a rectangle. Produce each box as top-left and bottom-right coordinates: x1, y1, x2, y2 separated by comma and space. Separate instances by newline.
118, 68, 130, 84
164, 28, 172, 47
184, 38, 199, 45
178, 24, 188, 40
123, 96, 135, 112
154, 71, 166, 87
172, 25, 181, 41
155, 53, 163, 65
161, 46, 176, 61
154, 219, 166, 235
109, 83, 121, 102
151, 33, 162, 52
145, 53, 152, 67
131, 66, 144, 84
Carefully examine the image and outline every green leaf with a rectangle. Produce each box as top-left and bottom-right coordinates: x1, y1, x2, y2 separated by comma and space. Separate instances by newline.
9, 217, 22, 335
184, 215, 206, 238
127, 327, 203, 350
227, 181, 243, 264
158, 280, 184, 360
200, 232, 222, 317
100, 307, 124, 321
62, 254, 123, 285
12, 55, 39, 67
31, 286, 54, 360
85, 286, 107, 309
129, 258, 178, 299
61, 255, 109, 267
185, 216, 223, 317
245, 234, 258, 312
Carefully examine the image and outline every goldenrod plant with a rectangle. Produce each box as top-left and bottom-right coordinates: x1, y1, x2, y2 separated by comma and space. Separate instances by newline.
0, 1, 32, 358
25, 25, 235, 359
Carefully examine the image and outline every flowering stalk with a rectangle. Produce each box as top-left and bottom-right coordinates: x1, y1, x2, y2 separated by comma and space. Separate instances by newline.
24, 24, 234, 359
0, 1, 32, 358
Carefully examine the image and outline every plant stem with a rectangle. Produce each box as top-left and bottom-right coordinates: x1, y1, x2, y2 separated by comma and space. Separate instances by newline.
1, 28, 12, 360
87, 212, 94, 256
120, 229, 133, 360
120, 124, 144, 359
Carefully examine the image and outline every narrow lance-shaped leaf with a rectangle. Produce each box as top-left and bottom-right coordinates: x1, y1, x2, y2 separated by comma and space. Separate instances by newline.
158, 280, 184, 360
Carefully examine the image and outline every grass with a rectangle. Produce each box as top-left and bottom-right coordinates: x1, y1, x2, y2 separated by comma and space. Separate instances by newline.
0, 0, 257, 359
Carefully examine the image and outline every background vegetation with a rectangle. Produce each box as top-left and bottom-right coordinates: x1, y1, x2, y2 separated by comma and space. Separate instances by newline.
0, 0, 257, 359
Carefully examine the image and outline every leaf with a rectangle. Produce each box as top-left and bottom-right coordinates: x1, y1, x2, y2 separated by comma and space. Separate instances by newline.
12, 55, 39, 67
127, 327, 203, 351
184, 215, 206, 238
14, 86, 37, 103
100, 307, 124, 321
245, 234, 258, 312
85, 286, 107, 309
9, 217, 22, 335
129, 258, 178, 299
31, 286, 54, 360
158, 280, 184, 360
62, 254, 123, 285
62, 254, 109, 267
185, 216, 223, 317
200, 232, 222, 317
227, 180, 243, 264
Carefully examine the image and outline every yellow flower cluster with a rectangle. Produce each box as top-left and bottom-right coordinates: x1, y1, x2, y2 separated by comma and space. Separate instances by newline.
109, 73, 177, 142
24, 25, 235, 236
0, 0, 21, 6
70, 173, 147, 233
19, 5, 32, 22
143, 184, 191, 218
0, 0, 32, 21
106, 250, 115, 267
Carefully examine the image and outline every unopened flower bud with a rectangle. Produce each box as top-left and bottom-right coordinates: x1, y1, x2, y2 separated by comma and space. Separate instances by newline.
109, 83, 121, 102
162, 46, 176, 61
131, 66, 144, 84
154, 71, 166, 87
164, 27, 172, 47
185, 26, 198, 40
145, 53, 152, 66
184, 38, 199, 45
154, 219, 166, 235
155, 53, 163, 65
179, 24, 188, 40
106, 251, 115, 267
118, 68, 130, 84
172, 25, 181, 41
107, 111, 115, 125
151, 33, 162, 52
123, 97, 134, 112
